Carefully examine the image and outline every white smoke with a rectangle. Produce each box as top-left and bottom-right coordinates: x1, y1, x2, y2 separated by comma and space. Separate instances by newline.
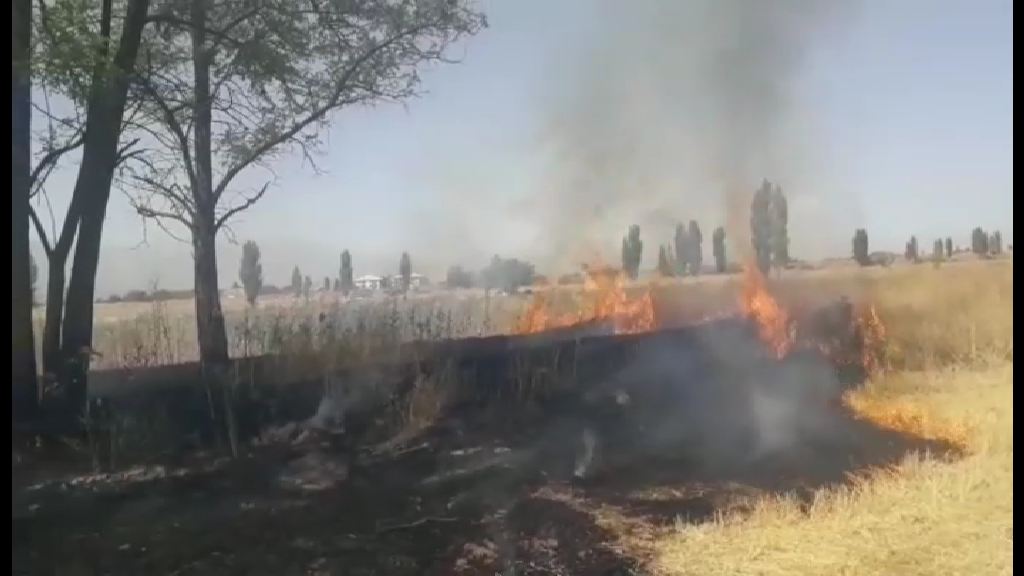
531, 0, 856, 271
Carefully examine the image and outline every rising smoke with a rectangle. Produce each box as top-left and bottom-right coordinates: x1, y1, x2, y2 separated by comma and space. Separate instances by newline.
533, 0, 855, 271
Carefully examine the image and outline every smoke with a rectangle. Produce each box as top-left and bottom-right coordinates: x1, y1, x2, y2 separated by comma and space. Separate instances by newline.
532, 0, 854, 270
573, 321, 848, 474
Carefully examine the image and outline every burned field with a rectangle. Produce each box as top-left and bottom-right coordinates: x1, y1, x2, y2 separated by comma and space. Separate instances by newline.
12, 292, 959, 576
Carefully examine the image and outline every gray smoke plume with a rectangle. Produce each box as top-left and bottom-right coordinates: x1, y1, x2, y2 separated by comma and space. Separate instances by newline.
533, 0, 855, 271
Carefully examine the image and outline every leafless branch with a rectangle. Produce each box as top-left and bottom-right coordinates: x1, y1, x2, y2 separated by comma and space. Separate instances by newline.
214, 182, 270, 230
126, 170, 196, 217
29, 136, 85, 194
150, 216, 192, 245
115, 147, 148, 169
37, 188, 59, 243
30, 102, 81, 133
220, 222, 239, 245
213, 24, 431, 201
130, 199, 196, 229
29, 206, 54, 257
136, 57, 199, 188
114, 137, 142, 166
296, 137, 325, 175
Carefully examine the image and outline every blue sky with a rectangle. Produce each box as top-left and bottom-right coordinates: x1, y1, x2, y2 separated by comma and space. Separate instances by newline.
33, 0, 1013, 295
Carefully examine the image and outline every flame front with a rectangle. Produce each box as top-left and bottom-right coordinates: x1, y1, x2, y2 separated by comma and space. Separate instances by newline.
517, 258, 883, 375
739, 264, 794, 358
515, 291, 582, 333
856, 303, 887, 375
515, 267, 655, 335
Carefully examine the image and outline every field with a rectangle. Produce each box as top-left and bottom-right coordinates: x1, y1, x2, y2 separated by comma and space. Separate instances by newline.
15, 258, 1013, 575
649, 260, 1013, 576
36, 257, 1011, 372
652, 365, 1013, 576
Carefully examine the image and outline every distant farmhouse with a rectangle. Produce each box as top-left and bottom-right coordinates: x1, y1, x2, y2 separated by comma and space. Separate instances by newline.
354, 274, 384, 291
354, 273, 430, 292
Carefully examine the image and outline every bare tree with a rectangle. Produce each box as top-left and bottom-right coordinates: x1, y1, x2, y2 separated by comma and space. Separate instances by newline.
123, 0, 485, 365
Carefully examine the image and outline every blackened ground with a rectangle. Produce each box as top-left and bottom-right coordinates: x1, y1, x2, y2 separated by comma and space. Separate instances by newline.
13, 394, 957, 576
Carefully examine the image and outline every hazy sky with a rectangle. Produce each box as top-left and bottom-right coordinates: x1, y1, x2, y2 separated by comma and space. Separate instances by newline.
33, 0, 1013, 296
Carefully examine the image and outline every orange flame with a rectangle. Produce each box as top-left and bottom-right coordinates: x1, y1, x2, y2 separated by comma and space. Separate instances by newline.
515, 290, 583, 333
515, 266, 655, 335
739, 263, 794, 358
516, 258, 885, 379
856, 303, 887, 375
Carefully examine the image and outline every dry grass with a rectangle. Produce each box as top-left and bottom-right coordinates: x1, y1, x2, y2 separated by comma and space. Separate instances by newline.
653, 365, 1013, 576
45, 257, 1011, 372
399, 361, 458, 439
650, 259, 1013, 576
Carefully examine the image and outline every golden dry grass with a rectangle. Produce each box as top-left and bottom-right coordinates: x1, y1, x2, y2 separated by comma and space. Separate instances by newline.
650, 259, 1013, 576
50, 256, 1011, 371
653, 365, 1012, 576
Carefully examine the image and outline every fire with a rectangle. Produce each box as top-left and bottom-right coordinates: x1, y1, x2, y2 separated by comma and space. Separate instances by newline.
515, 266, 656, 335
855, 303, 887, 375
843, 390, 969, 451
739, 263, 794, 358
515, 256, 886, 380
515, 290, 583, 333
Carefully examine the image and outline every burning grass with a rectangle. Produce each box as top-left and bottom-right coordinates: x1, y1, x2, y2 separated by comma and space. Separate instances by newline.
515, 265, 656, 335
739, 264, 794, 358
15, 259, 1012, 575
645, 259, 1013, 576
54, 258, 1011, 375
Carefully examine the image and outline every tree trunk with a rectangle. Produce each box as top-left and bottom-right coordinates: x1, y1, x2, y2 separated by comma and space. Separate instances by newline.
193, 218, 230, 365
56, 0, 150, 418
42, 256, 67, 378
62, 184, 115, 412
191, 0, 230, 367
12, 0, 39, 421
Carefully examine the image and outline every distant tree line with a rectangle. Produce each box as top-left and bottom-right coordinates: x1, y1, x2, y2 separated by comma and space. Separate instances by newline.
621, 219, 728, 280
482, 256, 536, 294
852, 227, 1005, 267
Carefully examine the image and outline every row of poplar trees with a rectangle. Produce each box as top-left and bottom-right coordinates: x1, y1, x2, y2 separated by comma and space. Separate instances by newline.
238, 245, 415, 306
622, 221, 729, 280
622, 179, 791, 278
853, 229, 1005, 266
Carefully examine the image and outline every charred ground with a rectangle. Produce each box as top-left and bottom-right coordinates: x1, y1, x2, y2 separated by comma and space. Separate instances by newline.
13, 306, 958, 575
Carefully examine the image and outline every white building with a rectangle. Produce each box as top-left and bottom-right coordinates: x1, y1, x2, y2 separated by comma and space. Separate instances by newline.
353, 273, 430, 292
354, 274, 383, 291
